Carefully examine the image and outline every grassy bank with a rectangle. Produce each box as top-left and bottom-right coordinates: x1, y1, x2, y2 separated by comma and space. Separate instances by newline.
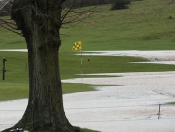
1, 51, 175, 101
0, 0, 175, 51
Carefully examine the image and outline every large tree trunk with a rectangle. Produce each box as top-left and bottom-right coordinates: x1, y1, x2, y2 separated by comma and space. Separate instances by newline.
2, 0, 76, 131
17, 35, 73, 131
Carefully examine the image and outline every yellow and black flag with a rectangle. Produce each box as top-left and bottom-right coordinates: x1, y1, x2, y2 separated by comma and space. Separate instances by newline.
72, 41, 82, 51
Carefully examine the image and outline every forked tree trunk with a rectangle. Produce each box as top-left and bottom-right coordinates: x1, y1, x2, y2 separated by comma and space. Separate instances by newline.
2, 0, 76, 131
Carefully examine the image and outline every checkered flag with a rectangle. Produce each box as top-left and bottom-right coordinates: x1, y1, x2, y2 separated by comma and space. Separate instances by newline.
72, 41, 82, 51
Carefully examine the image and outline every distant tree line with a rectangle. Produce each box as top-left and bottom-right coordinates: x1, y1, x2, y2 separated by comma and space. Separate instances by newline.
64, 0, 143, 9
63, 0, 113, 8
0, 0, 143, 17
0, 1, 11, 16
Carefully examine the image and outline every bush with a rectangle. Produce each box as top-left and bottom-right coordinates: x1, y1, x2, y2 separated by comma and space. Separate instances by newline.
111, 0, 131, 10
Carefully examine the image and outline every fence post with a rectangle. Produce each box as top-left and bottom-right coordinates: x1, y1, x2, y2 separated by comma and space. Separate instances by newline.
2, 57, 7, 80
158, 104, 161, 119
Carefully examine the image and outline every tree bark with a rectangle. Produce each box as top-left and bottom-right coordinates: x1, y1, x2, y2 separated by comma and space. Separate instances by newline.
2, 0, 76, 131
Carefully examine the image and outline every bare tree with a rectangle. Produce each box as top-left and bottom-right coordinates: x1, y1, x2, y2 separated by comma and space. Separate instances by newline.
0, 0, 93, 131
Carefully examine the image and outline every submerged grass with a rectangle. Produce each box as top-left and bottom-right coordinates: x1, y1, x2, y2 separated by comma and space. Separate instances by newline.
80, 128, 100, 132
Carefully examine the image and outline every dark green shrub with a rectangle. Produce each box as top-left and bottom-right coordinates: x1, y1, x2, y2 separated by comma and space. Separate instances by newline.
111, 0, 131, 10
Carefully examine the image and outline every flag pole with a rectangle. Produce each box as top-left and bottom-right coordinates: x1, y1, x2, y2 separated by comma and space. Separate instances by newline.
72, 41, 83, 88
80, 49, 83, 88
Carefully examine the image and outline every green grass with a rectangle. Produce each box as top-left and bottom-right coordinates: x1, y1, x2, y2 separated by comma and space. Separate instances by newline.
0, 31, 26, 49
1, 0, 175, 51
0, 83, 29, 101
59, 0, 175, 51
1, 0, 175, 102
80, 128, 99, 132
165, 102, 175, 105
